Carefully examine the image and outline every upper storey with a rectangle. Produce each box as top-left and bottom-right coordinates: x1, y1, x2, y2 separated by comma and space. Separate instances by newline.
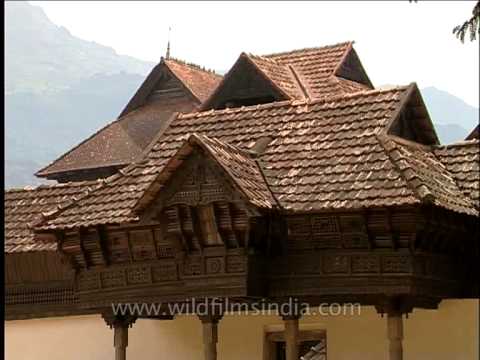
35, 59, 222, 183
201, 42, 373, 110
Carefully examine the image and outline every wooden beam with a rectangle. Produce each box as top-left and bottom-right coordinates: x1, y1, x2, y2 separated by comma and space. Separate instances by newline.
176, 205, 190, 251
385, 209, 396, 250
78, 230, 89, 269
227, 203, 240, 248
126, 231, 134, 263
210, 203, 226, 248
362, 210, 375, 250
97, 226, 109, 266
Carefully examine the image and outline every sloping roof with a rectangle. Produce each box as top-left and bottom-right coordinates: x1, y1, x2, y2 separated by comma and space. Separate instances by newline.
135, 133, 277, 211
5, 181, 102, 253
251, 42, 372, 99
120, 58, 222, 117
35, 101, 188, 178
36, 59, 222, 179
466, 125, 479, 140
433, 140, 480, 208
165, 59, 222, 103
35, 84, 477, 231
201, 42, 372, 110
379, 136, 477, 215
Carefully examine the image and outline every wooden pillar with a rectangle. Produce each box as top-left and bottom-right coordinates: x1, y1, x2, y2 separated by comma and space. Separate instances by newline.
103, 313, 136, 360
375, 297, 410, 360
198, 314, 223, 360
282, 315, 300, 360
114, 323, 128, 360
387, 313, 403, 360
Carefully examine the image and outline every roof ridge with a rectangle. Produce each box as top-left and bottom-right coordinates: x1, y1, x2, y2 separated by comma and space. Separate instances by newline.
5, 180, 102, 193
434, 139, 480, 149
193, 133, 253, 157
165, 57, 222, 77
181, 84, 410, 119
261, 41, 353, 58
376, 134, 434, 204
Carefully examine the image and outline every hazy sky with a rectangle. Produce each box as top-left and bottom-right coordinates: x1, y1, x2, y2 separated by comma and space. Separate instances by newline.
33, 1, 479, 106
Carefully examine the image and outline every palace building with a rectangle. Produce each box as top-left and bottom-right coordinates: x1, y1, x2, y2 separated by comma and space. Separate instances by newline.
5, 41, 479, 360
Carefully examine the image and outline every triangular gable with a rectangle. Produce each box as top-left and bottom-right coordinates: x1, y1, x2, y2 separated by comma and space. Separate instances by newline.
200, 53, 291, 110
334, 44, 373, 88
134, 133, 278, 215
385, 83, 439, 145
119, 59, 199, 117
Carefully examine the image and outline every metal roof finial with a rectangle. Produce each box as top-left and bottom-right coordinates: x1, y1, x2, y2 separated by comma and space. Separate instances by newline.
166, 26, 171, 60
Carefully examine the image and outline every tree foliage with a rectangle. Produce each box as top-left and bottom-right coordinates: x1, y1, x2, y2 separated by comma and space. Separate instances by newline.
452, 1, 480, 43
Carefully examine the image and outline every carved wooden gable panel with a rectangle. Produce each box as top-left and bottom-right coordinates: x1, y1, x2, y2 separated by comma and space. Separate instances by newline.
142, 153, 253, 251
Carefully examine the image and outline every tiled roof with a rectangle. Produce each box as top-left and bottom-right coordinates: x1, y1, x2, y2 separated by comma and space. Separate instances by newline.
433, 140, 480, 208
5, 181, 102, 253
35, 84, 479, 231
379, 136, 477, 215
35, 101, 185, 177
249, 42, 372, 100
187, 134, 277, 209
247, 54, 302, 98
36, 59, 221, 178
135, 133, 277, 211
165, 59, 222, 103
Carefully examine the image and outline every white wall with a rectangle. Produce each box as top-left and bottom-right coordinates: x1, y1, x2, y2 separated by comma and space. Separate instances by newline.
5, 300, 478, 360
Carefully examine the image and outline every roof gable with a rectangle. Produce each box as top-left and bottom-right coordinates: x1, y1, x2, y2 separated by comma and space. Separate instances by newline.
202, 42, 373, 110
134, 134, 277, 215
120, 59, 221, 117
334, 46, 373, 88
385, 83, 439, 145
263, 41, 372, 99
201, 53, 290, 110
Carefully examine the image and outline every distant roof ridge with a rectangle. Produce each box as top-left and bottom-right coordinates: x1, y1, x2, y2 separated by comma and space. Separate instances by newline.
166, 57, 222, 77
261, 41, 353, 58
434, 139, 480, 149
5, 180, 103, 193
182, 84, 411, 119
191, 133, 253, 158
247, 53, 282, 63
